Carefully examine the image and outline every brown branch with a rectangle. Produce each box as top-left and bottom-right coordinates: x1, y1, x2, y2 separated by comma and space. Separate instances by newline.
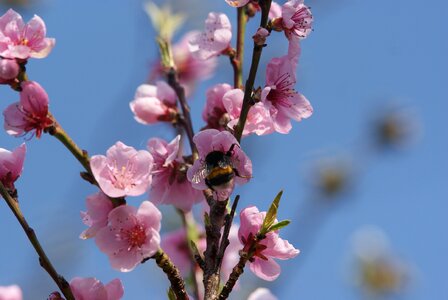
166, 67, 198, 160
235, 7, 247, 88
233, 0, 273, 142
0, 183, 74, 300
153, 249, 189, 300
203, 198, 228, 299
216, 195, 240, 268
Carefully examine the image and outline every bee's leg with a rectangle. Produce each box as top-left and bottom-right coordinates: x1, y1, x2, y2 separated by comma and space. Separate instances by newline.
233, 168, 251, 179
227, 143, 241, 156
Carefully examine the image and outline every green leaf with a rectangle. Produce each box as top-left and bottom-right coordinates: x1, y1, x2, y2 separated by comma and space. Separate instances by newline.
167, 288, 176, 300
260, 190, 283, 235
268, 219, 291, 232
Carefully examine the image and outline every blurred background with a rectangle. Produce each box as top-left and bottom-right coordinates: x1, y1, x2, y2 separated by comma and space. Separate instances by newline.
0, 0, 446, 299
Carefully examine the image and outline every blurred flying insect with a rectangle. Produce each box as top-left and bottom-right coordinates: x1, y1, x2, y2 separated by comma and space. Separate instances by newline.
192, 143, 248, 191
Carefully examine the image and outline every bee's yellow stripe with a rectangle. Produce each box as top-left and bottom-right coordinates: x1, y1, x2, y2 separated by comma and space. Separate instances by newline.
208, 166, 233, 179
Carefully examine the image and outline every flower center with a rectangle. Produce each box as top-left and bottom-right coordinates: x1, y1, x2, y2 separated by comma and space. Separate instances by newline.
267, 73, 296, 108
110, 161, 137, 189
19, 38, 29, 46
125, 224, 147, 250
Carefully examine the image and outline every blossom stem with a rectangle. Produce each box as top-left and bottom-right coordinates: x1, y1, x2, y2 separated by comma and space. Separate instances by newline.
234, 0, 273, 142
47, 117, 92, 175
178, 210, 202, 300
47, 117, 125, 207
0, 182, 75, 300
153, 249, 189, 300
167, 67, 198, 160
235, 7, 247, 88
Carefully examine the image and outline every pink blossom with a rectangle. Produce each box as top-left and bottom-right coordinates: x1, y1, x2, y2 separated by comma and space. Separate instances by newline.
269, 2, 282, 20
281, 0, 313, 40
0, 58, 19, 80
0, 143, 25, 189
261, 53, 312, 134
225, 0, 250, 7
189, 12, 232, 60
202, 83, 232, 130
223, 88, 274, 137
95, 201, 161, 272
90, 142, 153, 198
247, 288, 277, 300
129, 81, 177, 125
239, 206, 299, 281
80, 192, 114, 240
0, 285, 22, 300
0, 9, 55, 60
70, 277, 124, 300
187, 129, 252, 200
161, 228, 206, 276
3, 81, 53, 138
147, 136, 203, 212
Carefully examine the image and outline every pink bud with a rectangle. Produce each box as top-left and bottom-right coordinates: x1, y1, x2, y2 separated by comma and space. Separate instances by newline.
0, 59, 19, 80
252, 28, 270, 46
70, 277, 124, 300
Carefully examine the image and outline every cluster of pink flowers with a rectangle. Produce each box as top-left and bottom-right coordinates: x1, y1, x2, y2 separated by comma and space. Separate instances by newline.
0, 0, 314, 297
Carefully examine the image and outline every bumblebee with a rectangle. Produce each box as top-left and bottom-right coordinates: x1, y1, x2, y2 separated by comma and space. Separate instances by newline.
192, 144, 245, 191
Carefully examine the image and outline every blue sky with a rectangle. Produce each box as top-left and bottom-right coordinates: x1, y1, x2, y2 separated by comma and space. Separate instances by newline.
0, 0, 447, 299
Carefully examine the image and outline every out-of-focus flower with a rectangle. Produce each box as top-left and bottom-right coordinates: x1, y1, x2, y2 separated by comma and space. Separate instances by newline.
311, 157, 353, 199
70, 277, 124, 300
261, 53, 312, 134
95, 201, 161, 272
0, 9, 55, 60
373, 108, 418, 150
189, 12, 232, 60
223, 88, 274, 136
0, 143, 25, 190
129, 81, 178, 125
161, 227, 206, 276
247, 288, 277, 300
147, 135, 203, 212
187, 129, 252, 200
351, 227, 410, 296
152, 31, 217, 96
0, 285, 22, 300
225, 0, 250, 7
221, 226, 243, 283
239, 206, 299, 281
269, 2, 282, 19
280, 0, 313, 40
47, 292, 63, 300
3, 81, 53, 138
79, 192, 113, 240
202, 83, 232, 130
90, 142, 153, 198
0, 58, 19, 80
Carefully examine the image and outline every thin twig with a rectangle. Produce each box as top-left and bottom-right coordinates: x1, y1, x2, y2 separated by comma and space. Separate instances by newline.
167, 67, 198, 160
216, 195, 240, 268
0, 182, 75, 300
235, 7, 247, 88
233, 0, 273, 142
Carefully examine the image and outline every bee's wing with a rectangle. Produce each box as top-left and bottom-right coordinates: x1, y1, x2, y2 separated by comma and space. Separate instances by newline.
218, 156, 232, 168
192, 165, 209, 184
